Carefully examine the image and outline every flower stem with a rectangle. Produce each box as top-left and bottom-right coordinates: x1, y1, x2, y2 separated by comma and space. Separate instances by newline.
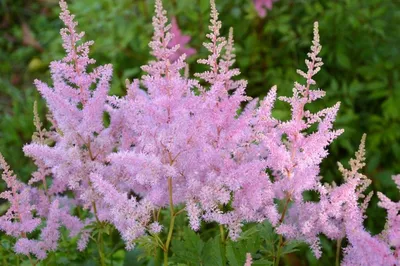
220, 224, 226, 266
275, 196, 291, 266
92, 202, 106, 266
97, 231, 106, 266
27, 254, 36, 266
336, 238, 343, 266
164, 177, 175, 266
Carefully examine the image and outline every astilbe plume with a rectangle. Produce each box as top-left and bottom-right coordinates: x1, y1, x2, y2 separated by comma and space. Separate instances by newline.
93, 0, 260, 245
0, 154, 40, 238
5, 0, 117, 257
332, 135, 397, 265
377, 174, 400, 262
0, 153, 81, 259
190, 2, 279, 236
1, 0, 400, 264
247, 21, 343, 257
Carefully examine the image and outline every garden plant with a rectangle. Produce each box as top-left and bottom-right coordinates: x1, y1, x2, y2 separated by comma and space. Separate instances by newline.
0, 0, 399, 265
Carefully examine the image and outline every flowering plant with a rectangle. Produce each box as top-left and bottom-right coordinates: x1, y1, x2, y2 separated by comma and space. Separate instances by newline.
0, 0, 398, 265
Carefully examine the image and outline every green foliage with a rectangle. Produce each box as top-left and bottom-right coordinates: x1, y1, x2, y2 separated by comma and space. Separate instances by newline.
225, 221, 301, 265
170, 228, 223, 266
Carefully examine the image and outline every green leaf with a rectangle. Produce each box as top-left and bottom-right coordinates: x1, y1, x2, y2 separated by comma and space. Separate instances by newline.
199, 0, 209, 13
226, 225, 264, 266
336, 52, 351, 69
135, 234, 160, 261
226, 241, 245, 266
202, 237, 223, 266
170, 228, 204, 265
281, 240, 301, 256
257, 221, 278, 246
237, 225, 258, 241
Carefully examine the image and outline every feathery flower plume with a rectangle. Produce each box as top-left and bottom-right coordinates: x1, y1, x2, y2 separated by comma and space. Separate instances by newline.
2, 1, 399, 265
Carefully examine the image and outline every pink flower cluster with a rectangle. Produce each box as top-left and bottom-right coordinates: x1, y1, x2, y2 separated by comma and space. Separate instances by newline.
253, 0, 279, 18
0, 0, 399, 264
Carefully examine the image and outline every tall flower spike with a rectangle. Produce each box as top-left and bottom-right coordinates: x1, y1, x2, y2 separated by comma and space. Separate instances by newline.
142, 0, 187, 76
296, 21, 323, 97
221, 27, 235, 72
337, 134, 371, 198
0, 153, 40, 238
59, 0, 95, 69
195, 0, 227, 84
33, 0, 112, 136
148, 0, 174, 61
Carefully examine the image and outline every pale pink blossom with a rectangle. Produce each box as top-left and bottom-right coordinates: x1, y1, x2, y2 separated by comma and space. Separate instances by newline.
253, 0, 278, 18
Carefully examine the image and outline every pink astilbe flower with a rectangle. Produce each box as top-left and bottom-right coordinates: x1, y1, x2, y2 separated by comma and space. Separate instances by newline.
253, 0, 279, 18
191, 0, 279, 237
377, 175, 400, 261
33, 0, 112, 137
269, 22, 342, 202
328, 136, 396, 265
0, 154, 40, 237
15, 200, 62, 259
0, 153, 82, 259
90, 174, 153, 249
107, 0, 278, 241
19, 0, 118, 254
24, 0, 116, 208
253, 22, 344, 257
4, 0, 400, 264
278, 135, 398, 263
167, 17, 196, 62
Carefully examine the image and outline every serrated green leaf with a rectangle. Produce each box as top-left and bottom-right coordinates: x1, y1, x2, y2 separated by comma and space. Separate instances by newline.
226, 241, 245, 266
281, 240, 301, 256
257, 221, 278, 245
237, 225, 258, 241
202, 237, 223, 266
135, 234, 160, 260
170, 228, 204, 265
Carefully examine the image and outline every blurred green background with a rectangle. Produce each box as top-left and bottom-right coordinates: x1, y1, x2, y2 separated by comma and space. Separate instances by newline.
0, 0, 399, 265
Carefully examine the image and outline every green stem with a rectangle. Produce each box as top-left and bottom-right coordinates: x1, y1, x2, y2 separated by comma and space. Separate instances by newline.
92, 202, 106, 266
27, 254, 36, 266
220, 225, 226, 266
336, 238, 343, 266
274, 196, 291, 266
275, 235, 283, 266
164, 177, 175, 266
97, 225, 106, 266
